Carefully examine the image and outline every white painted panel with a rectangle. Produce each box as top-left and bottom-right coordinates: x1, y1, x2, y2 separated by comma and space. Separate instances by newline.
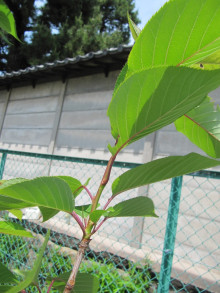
10, 81, 62, 100
0, 102, 6, 117
3, 112, 55, 129
63, 90, 112, 112
66, 71, 119, 94
7, 96, 58, 114
1, 128, 52, 146
0, 90, 7, 103
60, 110, 110, 130
155, 130, 205, 156
55, 129, 114, 149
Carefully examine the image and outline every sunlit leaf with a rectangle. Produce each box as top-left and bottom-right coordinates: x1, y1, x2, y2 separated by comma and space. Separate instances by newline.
0, 177, 74, 213
7, 209, 22, 220
0, 221, 34, 237
0, 0, 19, 40
128, 13, 141, 41
175, 97, 220, 158
112, 153, 220, 196
128, 0, 220, 72
108, 67, 220, 154
90, 197, 157, 223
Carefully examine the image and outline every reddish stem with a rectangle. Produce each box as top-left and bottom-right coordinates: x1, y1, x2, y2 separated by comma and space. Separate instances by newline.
47, 280, 55, 293
102, 195, 115, 210
70, 211, 86, 236
75, 185, 93, 201
83, 185, 93, 200
36, 285, 42, 293
92, 218, 108, 234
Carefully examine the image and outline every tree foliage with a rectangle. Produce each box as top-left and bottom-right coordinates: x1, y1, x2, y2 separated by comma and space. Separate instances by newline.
0, 0, 139, 72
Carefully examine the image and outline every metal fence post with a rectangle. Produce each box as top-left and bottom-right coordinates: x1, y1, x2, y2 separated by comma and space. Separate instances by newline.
0, 152, 7, 179
157, 176, 183, 293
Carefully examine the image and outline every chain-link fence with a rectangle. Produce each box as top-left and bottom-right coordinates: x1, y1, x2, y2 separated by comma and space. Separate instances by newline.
0, 149, 219, 293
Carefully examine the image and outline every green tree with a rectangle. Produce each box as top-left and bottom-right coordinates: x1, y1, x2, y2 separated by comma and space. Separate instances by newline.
0, 0, 139, 71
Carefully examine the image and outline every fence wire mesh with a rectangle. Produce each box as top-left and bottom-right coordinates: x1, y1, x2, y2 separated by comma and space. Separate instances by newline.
0, 150, 219, 293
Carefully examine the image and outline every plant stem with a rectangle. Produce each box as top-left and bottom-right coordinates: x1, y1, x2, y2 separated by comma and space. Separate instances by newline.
47, 280, 55, 293
70, 211, 86, 236
91, 155, 116, 212
102, 195, 115, 210
36, 284, 42, 293
63, 238, 91, 293
83, 185, 94, 200
92, 217, 107, 234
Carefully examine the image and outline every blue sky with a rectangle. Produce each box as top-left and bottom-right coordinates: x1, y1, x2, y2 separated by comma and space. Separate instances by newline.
135, 0, 168, 28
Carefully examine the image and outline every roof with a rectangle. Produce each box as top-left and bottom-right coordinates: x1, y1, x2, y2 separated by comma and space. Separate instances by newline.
0, 45, 131, 90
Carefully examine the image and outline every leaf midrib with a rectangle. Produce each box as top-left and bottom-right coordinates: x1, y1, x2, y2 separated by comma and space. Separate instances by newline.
115, 80, 210, 155
184, 114, 220, 141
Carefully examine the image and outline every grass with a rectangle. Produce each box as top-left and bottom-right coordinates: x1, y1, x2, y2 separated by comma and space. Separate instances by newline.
0, 233, 157, 292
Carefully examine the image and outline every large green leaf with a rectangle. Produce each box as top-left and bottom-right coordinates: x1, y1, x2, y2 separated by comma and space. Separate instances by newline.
47, 272, 99, 293
0, 262, 18, 284
0, 177, 74, 213
175, 97, 220, 158
108, 67, 220, 155
0, 0, 19, 40
0, 221, 34, 237
90, 196, 157, 223
128, 0, 220, 72
112, 153, 220, 196
37, 176, 83, 221
6, 230, 50, 293
0, 195, 34, 211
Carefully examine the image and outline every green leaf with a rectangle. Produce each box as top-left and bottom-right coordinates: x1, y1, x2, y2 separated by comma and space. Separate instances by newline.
112, 153, 220, 196
108, 67, 220, 155
175, 97, 220, 158
73, 178, 91, 198
128, 13, 141, 41
90, 197, 157, 222
128, 0, 220, 72
47, 272, 99, 293
113, 63, 129, 105
0, 195, 35, 211
107, 196, 157, 218
8, 209, 22, 220
0, 221, 34, 237
89, 209, 109, 223
74, 204, 92, 218
6, 230, 50, 293
0, 286, 14, 292
0, 262, 18, 284
39, 206, 58, 222
56, 176, 82, 197
191, 50, 220, 70
0, 0, 19, 40
0, 177, 74, 213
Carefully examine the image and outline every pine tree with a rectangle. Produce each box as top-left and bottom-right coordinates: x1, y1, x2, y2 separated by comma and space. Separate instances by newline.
0, 0, 139, 72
